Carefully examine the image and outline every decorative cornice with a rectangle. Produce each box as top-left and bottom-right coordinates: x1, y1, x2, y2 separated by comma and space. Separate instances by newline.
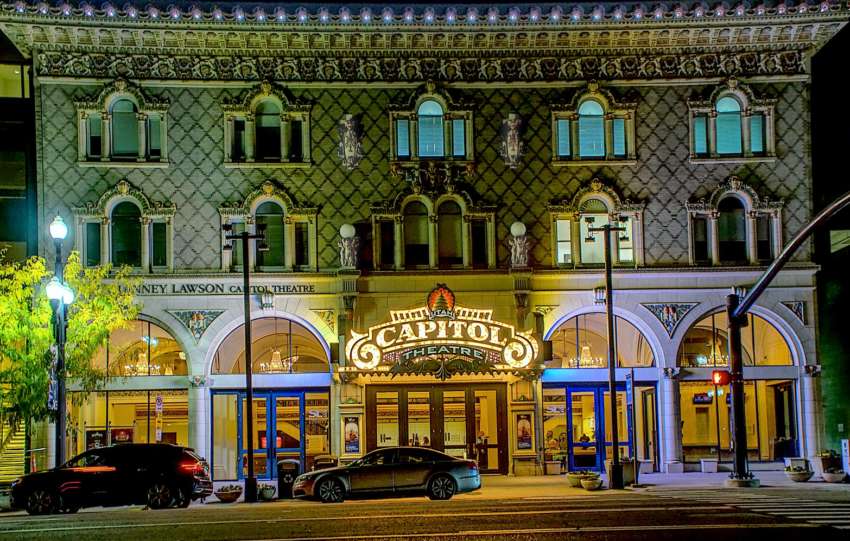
686, 175, 784, 214
548, 177, 645, 215
73, 77, 169, 112
218, 179, 317, 219
72, 178, 176, 218
687, 77, 778, 109
220, 80, 310, 114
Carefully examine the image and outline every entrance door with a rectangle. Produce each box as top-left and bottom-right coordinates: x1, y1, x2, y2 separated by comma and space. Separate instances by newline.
366, 384, 508, 474
566, 386, 632, 471
238, 392, 305, 480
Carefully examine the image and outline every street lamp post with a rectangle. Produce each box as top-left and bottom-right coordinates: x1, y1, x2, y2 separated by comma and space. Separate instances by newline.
587, 217, 627, 490
46, 216, 73, 467
223, 223, 268, 503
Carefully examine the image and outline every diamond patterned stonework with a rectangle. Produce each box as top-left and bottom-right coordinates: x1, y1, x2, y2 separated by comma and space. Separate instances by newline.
642, 303, 700, 337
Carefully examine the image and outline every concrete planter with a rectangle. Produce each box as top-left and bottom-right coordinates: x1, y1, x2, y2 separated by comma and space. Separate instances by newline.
822, 472, 847, 483
566, 473, 584, 487
215, 489, 242, 503
581, 477, 603, 490
700, 458, 719, 473
605, 460, 635, 485
544, 461, 562, 475
785, 470, 814, 483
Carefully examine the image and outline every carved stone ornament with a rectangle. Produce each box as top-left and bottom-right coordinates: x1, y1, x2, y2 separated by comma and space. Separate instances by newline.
167, 310, 226, 343
72, 179, 176, 220
686, 176, 783, 215
781, 301, 806, 324
509, 235, 530, 269
338, 236, 360, 269
641, 303, 699, 337
311, 309, 336, 334
500, 113, 524, 170
337, 114, 365, 171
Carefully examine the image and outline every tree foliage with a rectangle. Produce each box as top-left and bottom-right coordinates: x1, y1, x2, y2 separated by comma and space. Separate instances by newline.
0, 251, 141, 424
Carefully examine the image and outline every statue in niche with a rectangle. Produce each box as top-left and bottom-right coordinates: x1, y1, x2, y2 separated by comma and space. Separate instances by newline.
338, 224, 360, 269
500, 113, 524, 170
509, 222, 529, 268
337, 114, 365, 171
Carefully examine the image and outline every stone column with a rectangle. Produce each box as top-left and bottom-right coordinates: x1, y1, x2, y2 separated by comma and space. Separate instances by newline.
300, 118, 311, 163
244, 115, 255, 162
223, 116, 233, 162
280, 117, 290, 162
394, 217, 403, 270
159, 113, 168, 162
165, 217, 174, 272
707, 112, 717, 156
136, 112, 147, 161
485, 219, 496, 269
800, 369, 823, 459
746, 211, 759, 265
661, 371, 684, 473
188, 384, 208, 462
428, 214, 438, 269
284, 217, 295, 271
771, 211, 783, 258
462, 216, 472, 269
140, 217, 150, 272
100, 113, 111, 161
78, 112, 88, 161
708, 212, 720, 265
100, 218, 110, 265
604, 115, 614, 159
741, 112, 752, 157
571, 219, 582, 267
246, 218, 256, 271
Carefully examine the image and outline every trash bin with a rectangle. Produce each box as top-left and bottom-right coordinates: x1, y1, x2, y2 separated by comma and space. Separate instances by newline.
277, 459, 301, 499
312, 454, 338, 471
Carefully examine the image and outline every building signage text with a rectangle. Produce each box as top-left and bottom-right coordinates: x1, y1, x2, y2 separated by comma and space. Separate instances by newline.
129, 282, 317, 296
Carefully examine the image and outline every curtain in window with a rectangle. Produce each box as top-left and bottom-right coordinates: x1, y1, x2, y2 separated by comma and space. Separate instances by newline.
87, 115, 102, 157
577, 101, 605, 158
111, 201, 141, 267
255, 201, 285, 268
715, 97, 743, 155
110, 99, 138, 158
750, 114, 765, 155
417, 100, 444, 157
693, 115, 708, 155
452, 119, 465, 157
255, 100, 281, 161
396, 119, 410, 158
613, 118, 626, 157
437, 201, 463, 266
556, 119, 571, 158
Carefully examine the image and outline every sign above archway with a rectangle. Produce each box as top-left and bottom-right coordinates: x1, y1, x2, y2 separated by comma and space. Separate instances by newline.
344, 285, 540, 379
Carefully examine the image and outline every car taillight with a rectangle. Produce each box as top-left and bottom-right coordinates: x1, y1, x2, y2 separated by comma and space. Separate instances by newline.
465, 460, 479, 473
179, 461, 204, 475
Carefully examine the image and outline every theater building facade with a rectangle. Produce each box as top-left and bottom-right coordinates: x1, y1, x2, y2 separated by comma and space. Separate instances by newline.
1, 1, 845, 477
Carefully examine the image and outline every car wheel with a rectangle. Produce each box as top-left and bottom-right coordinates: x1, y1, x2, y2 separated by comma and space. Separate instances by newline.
147, 482, 174, 509
26, 489, 56, 515
427, 474, 456, 501
316, 477, 344, 503
174, 487, 191, 508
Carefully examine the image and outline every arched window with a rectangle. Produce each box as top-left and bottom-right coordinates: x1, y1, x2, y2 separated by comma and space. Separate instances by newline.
403, 201, 430, 267
110, 99, 138, 158
677, 311, 793, 367
417, 100, 444, 157
577, 100, 605, 158
579, 198, 610, 264
111, 201, 141, 267
97, 319, 188, 376
547, 313, 654, 368
255, 100, 281, 161
715, 96, 743, 155
717, 196, 747, 263
437, 200, 462, 267
255, 201, 285, 269
211, 317, 330, 374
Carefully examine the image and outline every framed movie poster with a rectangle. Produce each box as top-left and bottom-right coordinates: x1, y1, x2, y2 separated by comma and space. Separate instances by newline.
85, 429, 108, 450
516, 413, 533, 450
343, 416, 361, 455
110, 428, 133, 444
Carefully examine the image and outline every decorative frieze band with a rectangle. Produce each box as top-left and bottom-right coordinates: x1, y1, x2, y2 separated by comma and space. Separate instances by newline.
35, 50, 807, 83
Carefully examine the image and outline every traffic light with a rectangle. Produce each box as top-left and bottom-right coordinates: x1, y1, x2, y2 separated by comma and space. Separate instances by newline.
712, 370, 732, 386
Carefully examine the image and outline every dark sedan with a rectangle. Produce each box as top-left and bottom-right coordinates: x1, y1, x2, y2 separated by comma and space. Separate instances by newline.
10, 444, 213, 515
293, 447, 481, 503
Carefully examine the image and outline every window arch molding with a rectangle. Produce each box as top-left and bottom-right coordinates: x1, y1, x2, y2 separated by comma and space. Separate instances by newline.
370, 188, 496, 270
74, 78, 170, 166
218, 180, 318, 272
547, 178, 645, 268
685, 176, 783, 266
551, 82, 637, 165
687, 78, 777, 162
389, 84, 474, 164
71, 179, 176, 272
221, 81, 312, 167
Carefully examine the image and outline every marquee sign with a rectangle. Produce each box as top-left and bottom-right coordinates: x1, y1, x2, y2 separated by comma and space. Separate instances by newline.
345, 285, 540, 378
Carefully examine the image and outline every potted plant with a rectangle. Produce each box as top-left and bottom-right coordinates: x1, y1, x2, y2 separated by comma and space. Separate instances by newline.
214, 484, 243, 503
822, 468, 847, 483
580, 472, 603, 491
566, 470, 587, 488
812, 450, 842, 478
784, 466, 814, 483
258, 483, 277, 500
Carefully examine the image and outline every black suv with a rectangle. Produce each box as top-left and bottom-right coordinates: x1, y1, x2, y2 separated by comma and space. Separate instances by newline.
10, 444, 213, 515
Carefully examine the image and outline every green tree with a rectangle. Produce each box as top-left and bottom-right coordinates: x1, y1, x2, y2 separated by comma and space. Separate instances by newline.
0, 251, 141, 430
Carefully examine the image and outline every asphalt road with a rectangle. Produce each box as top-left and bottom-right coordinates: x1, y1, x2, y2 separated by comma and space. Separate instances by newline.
0, 488, 847, 541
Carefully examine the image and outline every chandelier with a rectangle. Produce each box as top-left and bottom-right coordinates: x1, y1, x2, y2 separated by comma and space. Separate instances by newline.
569, 344, 605, 368
257, 318, 299, 373
124, 351, 161, 376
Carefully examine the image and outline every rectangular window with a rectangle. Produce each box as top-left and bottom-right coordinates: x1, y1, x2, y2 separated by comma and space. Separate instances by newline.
693, 216, 709, 264
147, 115, 161, 159
556, 119, 571, 158
232, 119, 245, 161
379, 220, 395, 269
111, 111, 139, 158
617, 217, 634, 263
85, 222, 101, 267
152, 222, 166, 267
756, 214, 772, 262
452, 119, 466, 158
418, 116, 444, 157
578, 116, 605, 158
716, 112, 743, 155
289, 120, 303, 162
88, 115, 102, 158
555, 219, 571, 265
693, 115, 708, 156
613, 118, 627, 158
471, 220, 487, 267
750, 114, 765, 155
295, 222, 309, 267
396, 119, 410, 158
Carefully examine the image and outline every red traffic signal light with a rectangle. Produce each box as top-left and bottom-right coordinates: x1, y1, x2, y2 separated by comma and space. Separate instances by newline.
712, 370, 732, 386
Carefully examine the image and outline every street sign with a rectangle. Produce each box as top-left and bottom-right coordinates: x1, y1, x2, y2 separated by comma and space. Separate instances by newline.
155, 393, 164, 414
625, 372, 633, 407
842, 439, 849, 475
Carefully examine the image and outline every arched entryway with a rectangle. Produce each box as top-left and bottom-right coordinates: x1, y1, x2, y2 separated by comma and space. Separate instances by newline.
208, 316, 331, 481
676, 310, 797, 464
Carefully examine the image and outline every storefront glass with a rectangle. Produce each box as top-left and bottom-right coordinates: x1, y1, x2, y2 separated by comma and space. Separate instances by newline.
66, 390, 189, 457
547, 314, 654, 368
679, 380, 796, 462
678, 312, 792, 367
91, 319, 187, 376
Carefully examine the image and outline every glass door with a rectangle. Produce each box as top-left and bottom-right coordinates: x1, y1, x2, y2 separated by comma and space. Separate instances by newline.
273, 394, 303, 473
603, 390, 631, 462
567, 389, 599, 470
241, 394, 270, 479
442, 390, 467, 459
472, 389, 501, 473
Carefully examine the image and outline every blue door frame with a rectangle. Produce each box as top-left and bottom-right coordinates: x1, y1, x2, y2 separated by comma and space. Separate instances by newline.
211, 390, 307, 480
565, 385, 632, 472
